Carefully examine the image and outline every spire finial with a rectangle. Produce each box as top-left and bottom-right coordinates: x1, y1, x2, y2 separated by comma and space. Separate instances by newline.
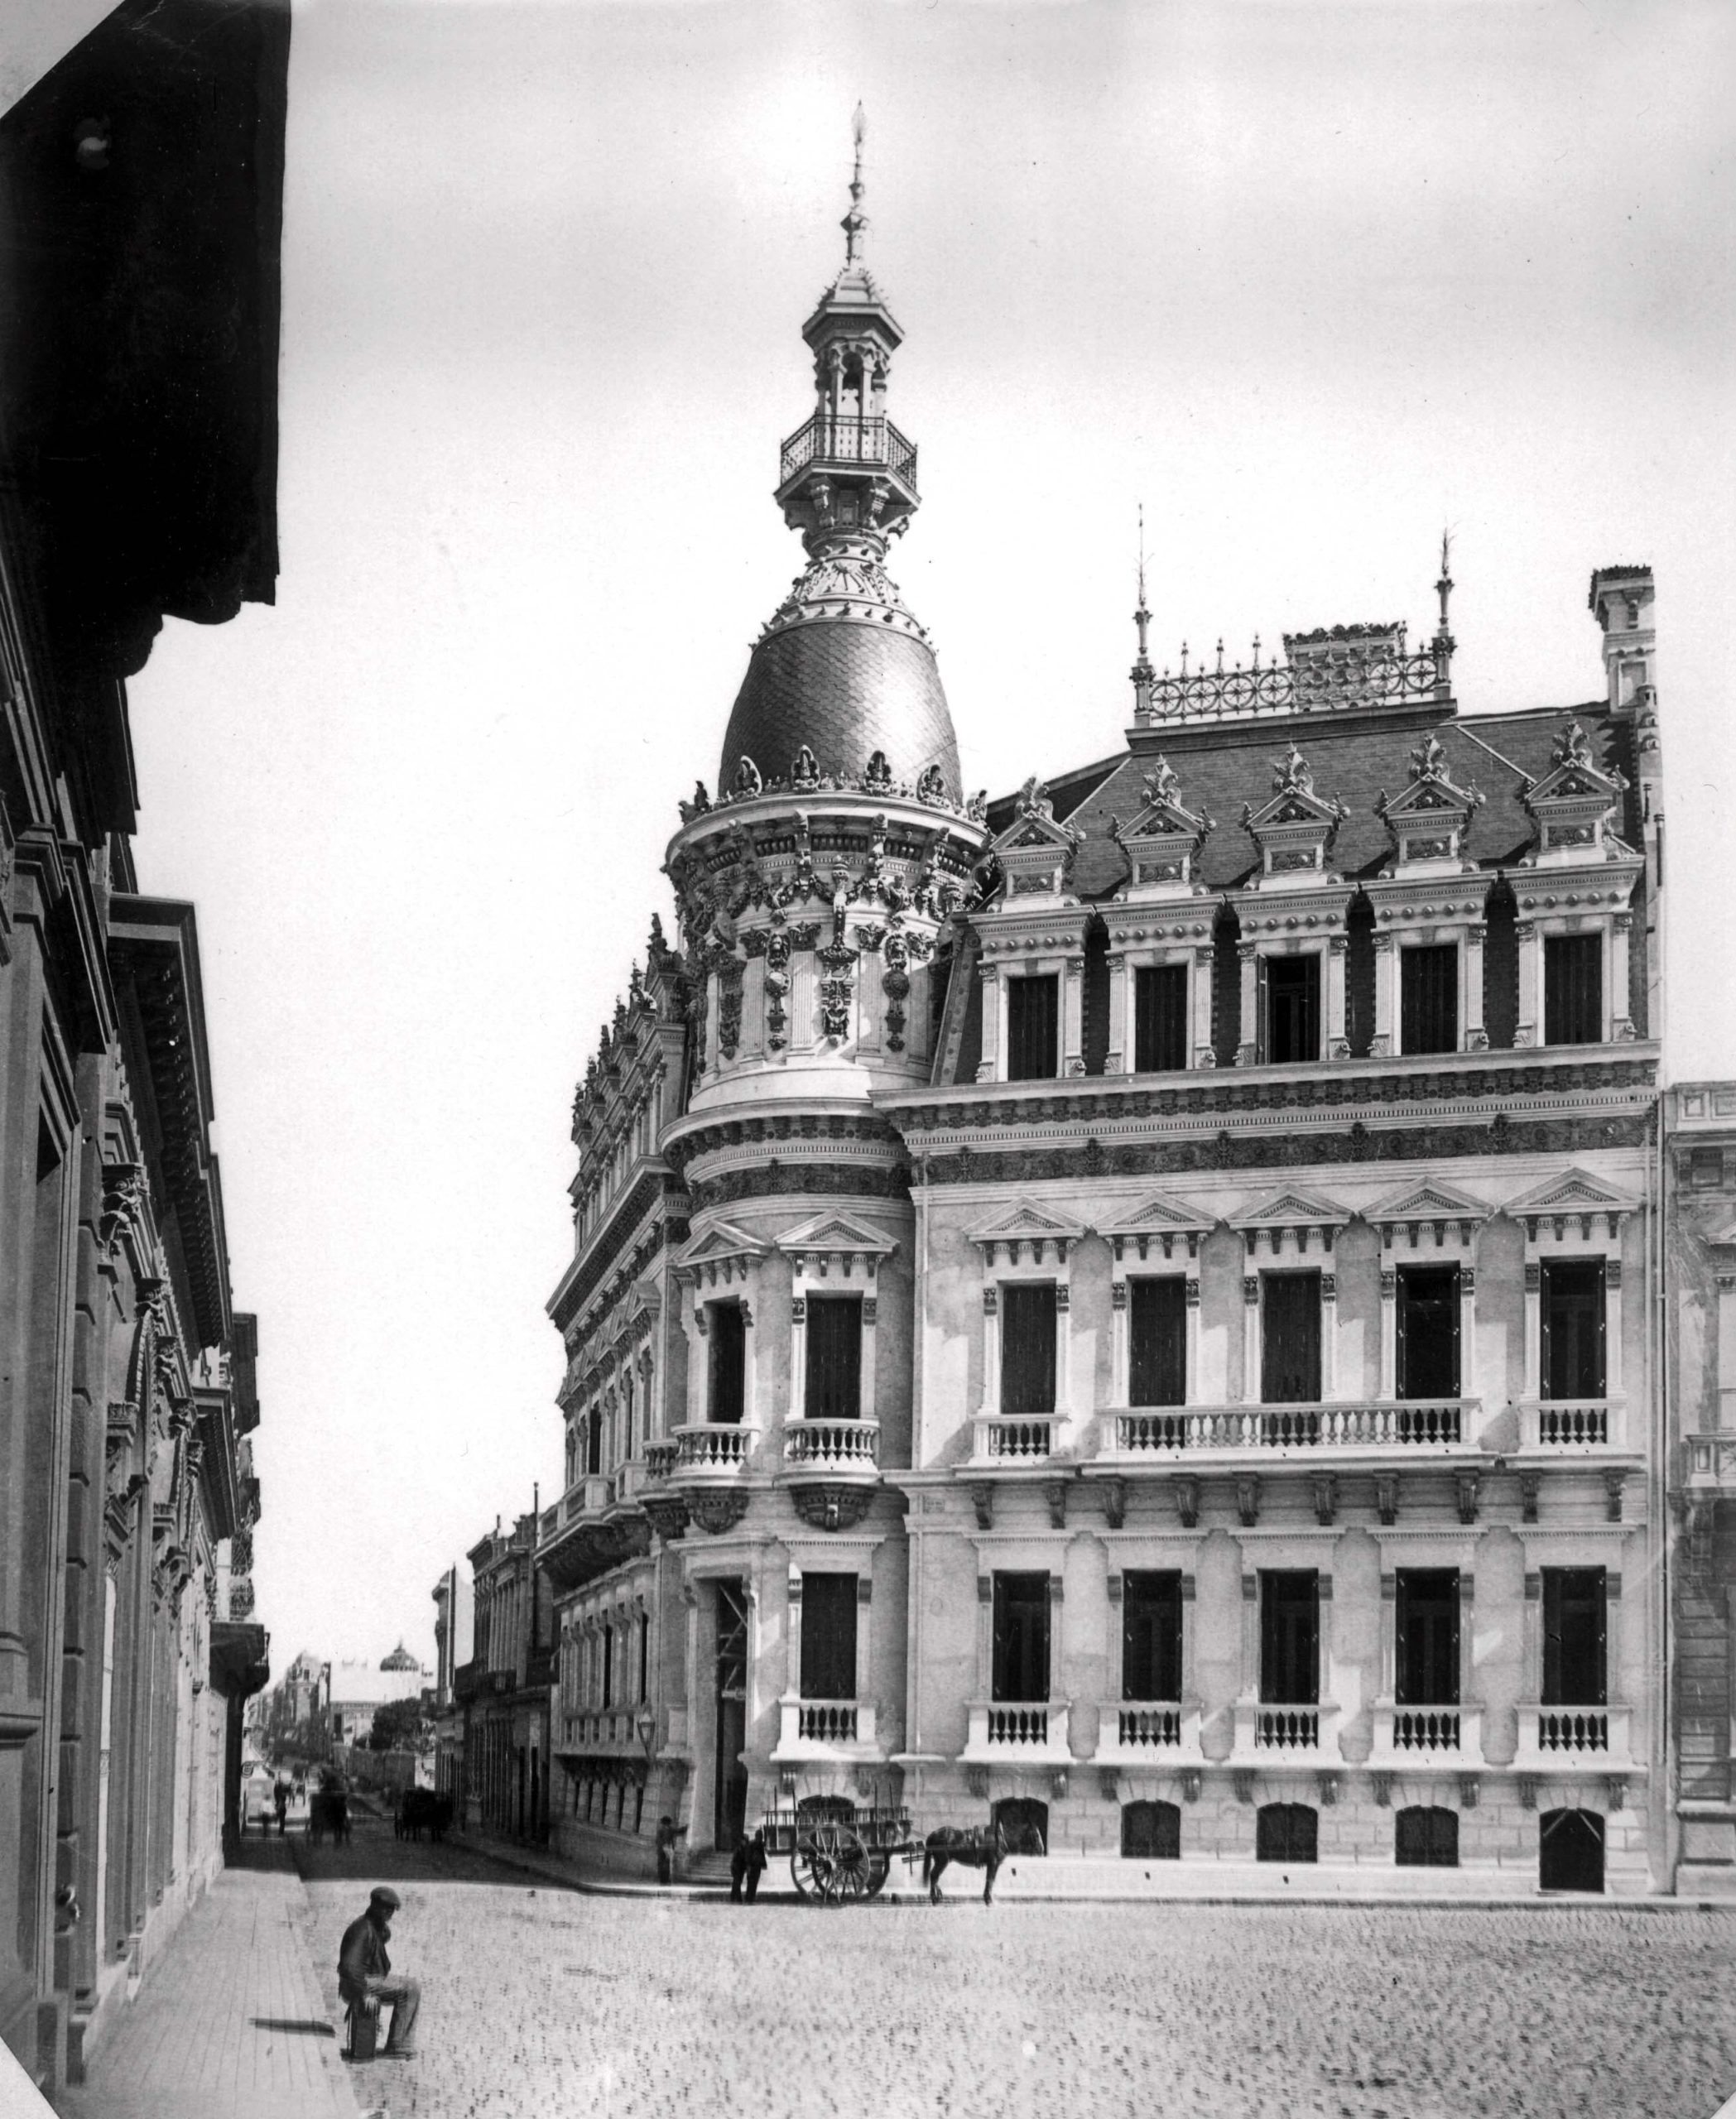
843, 104, 868, 267
1435, 526, 1454, 636
1132, 502, 1152, 664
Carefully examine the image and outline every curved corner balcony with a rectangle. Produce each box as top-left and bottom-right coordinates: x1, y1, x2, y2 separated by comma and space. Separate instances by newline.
1108, 1400, 1481, 1463
665, 1424, 758, 1482
781, 1417, 880, 1482
777, 413, 918, 494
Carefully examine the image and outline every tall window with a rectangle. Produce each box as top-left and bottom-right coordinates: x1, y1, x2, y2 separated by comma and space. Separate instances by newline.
1542, 1568, 1606, 1706
805, 1296, 862, 1419
1397, 1265, 1459, 1398
992, 1573, 1051, 1703
1261, 1273, 1321, 1403
1128, 1278, 1186, 1406
586, 1403, 602, 1477
1122, 1573, 1182, 1701
1133, 963, 1188, 1074
708, 1302, 747, 1423
637, 1612, 650, 1703
1544, 932, 1603, 1045
1541, 1259, 1605, 1399
1007, 974, 1060, 1080
1260, 1570, 1319, 1704
602, 1624, 614, 1709
1401, 943, 1459, 1055
1262, 955, 1320, 1064
1000, 1282, 1057, 1415
1396, 1569, 1459, 1705
799, 1574, 858, 1700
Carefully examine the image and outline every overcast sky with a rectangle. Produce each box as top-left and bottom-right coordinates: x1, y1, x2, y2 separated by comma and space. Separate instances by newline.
126, 0, 1735, 1674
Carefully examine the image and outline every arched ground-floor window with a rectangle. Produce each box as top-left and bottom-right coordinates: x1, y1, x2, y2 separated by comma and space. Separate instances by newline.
1121, 1799, 1181, 1860
1540, 1808, 1604, 1893
993, 1796, 1048, 1855
1395, 1805, 1458, 1867
1256, 1802, 1317, 1863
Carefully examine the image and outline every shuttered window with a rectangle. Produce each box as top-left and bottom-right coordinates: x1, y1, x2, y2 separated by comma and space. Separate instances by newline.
586, 1404, 602, 1476
1541, 1258, 1605, 1399
1133, 963, 1188, 1073
1128, 1277, 1186, 1406
1007, 974, 1060, 1080
1261, 1272, 1321, 1404
1259, 1570, 1319, 1703
1262, 954, 1320, 1064
1395, 1569, 1459, 1705
1000, 1282, 1057, 1415
1397, 1265, 1459, 1399
1544, 933, 1603, 1045
1542, 1568, 1607, 1706
1401, 943, 1459, 1055
992, 1573, 1051, 1703
805, 1296, 861, 1420
1395, 1807, 1459, 1867
1122, 1573, 1183, 1701
708, 1303, 746, 1424
799, 1574, 858, 1700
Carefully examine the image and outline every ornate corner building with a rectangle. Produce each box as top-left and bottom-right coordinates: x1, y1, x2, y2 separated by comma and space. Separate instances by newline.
0, 4, 285, 2093
536, 133, 1678, 1896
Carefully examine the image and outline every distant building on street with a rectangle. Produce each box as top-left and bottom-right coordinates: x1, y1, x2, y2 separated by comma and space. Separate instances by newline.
458, 1516, 554, 1840
0, 0, 287, 2091
527, 129, 1681, 1899
326, 1647, 427, 1749
430, 1566, 475, 1800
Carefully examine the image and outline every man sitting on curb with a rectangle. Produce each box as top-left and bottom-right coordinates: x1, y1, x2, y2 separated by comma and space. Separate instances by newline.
338, 1886, 421, 2059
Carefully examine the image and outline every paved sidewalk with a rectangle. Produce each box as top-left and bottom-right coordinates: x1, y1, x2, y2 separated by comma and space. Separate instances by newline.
55, 1844, 367, 2119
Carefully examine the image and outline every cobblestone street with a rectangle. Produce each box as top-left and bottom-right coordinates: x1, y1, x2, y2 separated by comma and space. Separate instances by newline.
286, 1823, 1736, 2119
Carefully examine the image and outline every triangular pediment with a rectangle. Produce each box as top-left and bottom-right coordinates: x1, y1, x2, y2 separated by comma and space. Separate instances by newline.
776, 1210, 899, 1261
1230, 1185, 1354, 1231
991, 809, 1080, 858
676, 1219, 767, 1272
1366, 1177, 1492, 1226
1501, 1168, 1641, 1218
1099, 1189, 1216, 1237
967, 1200, 1089, 1258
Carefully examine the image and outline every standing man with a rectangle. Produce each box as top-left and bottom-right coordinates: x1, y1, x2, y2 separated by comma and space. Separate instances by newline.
742, 1828, 768, 1904
654, 1814, 685, 1886
338, 1886, 421, 2059
272, 1778, 289, 1836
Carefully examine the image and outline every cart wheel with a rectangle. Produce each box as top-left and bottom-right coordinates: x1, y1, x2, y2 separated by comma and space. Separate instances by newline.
864, 1852, 892, 1900
823, 1823, 873, 1905
791, 1833, 828, 1900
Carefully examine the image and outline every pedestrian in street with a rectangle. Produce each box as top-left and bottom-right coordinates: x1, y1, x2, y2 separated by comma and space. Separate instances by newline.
729, 1837, 747, 1902
337, 1886, 421, 2060
743, 1828, 767, 1904
272, 1779, 289, 1836
655, 1814, 685, 1886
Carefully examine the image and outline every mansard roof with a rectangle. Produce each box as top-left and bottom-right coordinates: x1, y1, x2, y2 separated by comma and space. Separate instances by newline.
987, 700, 1640, 901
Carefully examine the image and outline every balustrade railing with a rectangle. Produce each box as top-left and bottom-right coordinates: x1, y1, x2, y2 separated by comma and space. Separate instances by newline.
963, 1700, 1071, 1758
1530, 1399, 1614, 1448
774, 1695, 878, 1754
1369, 1703, 1481, 1762
1113, 1400, 1472, 1456
971, 1414, 1061, 1463
1515, 1703, 1631, 1767
1254, 1707, 1319, 1751
778, 413, 918, 488
643, 1440, 679, 1481
671, 1424, 756, 1476
782, 1418, 880, 1474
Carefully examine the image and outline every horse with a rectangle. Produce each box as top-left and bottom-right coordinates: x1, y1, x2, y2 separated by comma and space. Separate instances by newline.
920, 1818, 1044, 1905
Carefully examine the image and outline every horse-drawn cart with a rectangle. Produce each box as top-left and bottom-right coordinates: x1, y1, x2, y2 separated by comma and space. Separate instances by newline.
759, 1796, 915, 1904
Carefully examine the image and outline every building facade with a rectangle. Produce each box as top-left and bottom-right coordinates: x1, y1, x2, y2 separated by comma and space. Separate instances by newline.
541, 142, 1671, 1895
0, 6, 285, 2088
430, 1565, 474, 1801
459, 1516, 554, 1841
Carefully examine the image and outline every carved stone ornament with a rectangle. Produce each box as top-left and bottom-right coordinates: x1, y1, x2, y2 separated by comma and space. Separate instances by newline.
965, 1764, 990, 1800
687, 1490, 750, 1537
1100, 1476, 1127, 1531
790, 1482, 875, 1533
969, 1482, 994, 1532
641, 1492, 690, 1544
99, 1160, 146, 1260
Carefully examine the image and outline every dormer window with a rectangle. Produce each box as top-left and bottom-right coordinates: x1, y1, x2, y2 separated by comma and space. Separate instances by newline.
1106, 757, 1217, 1074
1231, 747, 1353, 1066
973, 780, 1089, 1082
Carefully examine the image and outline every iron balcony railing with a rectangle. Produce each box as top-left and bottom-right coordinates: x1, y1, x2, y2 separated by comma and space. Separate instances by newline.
778, 414, 918, 490
1138, 638, 1450, 724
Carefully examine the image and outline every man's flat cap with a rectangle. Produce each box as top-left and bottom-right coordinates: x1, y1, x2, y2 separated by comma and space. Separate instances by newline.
369, 1886, 402, 1910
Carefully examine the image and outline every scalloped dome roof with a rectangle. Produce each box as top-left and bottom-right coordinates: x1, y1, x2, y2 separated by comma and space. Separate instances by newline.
719, 616, 961, 800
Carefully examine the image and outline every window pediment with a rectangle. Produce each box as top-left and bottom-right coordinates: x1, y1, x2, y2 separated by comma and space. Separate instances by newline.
1365, 1177, 1491, 1245
674, 1219, 766, 1289
776, 1210, 898, 1279
967, 1200, 1088, 1266
1501, 1167, 1638, 1240
986, 778, 1082, 903
1230, 1185, 1352, 1257
1099, 1189, 1215, 1261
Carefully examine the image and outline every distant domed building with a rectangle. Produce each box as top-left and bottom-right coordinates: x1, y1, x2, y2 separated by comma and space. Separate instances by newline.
527, 115, 1674, 1900
381, 1642, 419, 1673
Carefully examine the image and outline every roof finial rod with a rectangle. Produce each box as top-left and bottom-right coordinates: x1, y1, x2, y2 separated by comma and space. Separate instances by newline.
843, 103, 868, 267
1435, 526, 1454, 637
1132, 501, 1152, 665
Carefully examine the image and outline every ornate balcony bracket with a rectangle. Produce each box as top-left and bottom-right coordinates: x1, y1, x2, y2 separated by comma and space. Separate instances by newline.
689, 1491, 750, 1536
790, 1483, 874, 1533
1044, 1478, 1070, 1530
642, 1493, 690, 1544
969, 1482, 994, 1532
1175, 1475, 1199, 1530
1370, 1771, 1393, 1808
1100, 1476, 1127, 1530
1457, 1775, 1479, 1810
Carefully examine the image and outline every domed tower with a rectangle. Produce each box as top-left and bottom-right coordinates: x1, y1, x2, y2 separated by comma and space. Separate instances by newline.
665, 109, 988, 1120
651, 122, 987, 1838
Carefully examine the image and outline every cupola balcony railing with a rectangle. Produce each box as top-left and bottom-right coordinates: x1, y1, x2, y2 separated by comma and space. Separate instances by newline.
779, 413, 918, 491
